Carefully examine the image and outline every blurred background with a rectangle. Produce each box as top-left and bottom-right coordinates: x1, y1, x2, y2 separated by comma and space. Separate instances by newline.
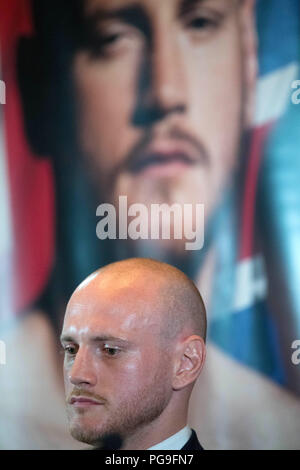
0, 0, 300, 449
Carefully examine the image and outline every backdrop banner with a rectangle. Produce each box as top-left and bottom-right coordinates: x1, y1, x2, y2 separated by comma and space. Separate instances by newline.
0, 0, 299, 450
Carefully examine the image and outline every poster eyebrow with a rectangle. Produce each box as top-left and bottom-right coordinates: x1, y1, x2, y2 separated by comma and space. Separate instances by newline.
178, 0, 234, 16
85, 4, 150, 29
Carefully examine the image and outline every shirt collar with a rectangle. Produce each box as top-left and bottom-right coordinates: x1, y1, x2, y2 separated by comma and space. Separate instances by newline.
147, 426, 192, 451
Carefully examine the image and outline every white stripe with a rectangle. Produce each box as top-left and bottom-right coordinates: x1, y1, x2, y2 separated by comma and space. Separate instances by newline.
233, 255, 268, 312
0, 48, 14, 324
0, 115, 12, 259
254, 62, 298, 126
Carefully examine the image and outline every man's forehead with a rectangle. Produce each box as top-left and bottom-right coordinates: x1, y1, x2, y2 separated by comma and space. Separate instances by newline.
62, 298, 163, 343
83, 0, 236, 16
85, 0, 179, 12
64, 279, 164, 334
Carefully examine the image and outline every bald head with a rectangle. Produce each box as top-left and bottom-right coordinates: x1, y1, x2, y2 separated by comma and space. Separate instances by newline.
63, 258, 206, 448
73, 258, 207, 343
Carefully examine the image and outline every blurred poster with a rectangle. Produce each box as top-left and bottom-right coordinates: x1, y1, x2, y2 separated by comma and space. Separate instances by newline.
0, 0, 300, 449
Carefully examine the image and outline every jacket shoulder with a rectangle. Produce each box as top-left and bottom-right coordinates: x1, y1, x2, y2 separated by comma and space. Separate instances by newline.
181, 430, 204, 451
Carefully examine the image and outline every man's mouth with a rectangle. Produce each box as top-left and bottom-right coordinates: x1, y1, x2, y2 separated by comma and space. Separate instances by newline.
69, 396, 105, 407
130, 152, 195, 177
128, 139, 202, 178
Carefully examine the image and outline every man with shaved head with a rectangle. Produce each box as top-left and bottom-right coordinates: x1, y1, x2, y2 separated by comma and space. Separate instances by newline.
61, 258, 206, 450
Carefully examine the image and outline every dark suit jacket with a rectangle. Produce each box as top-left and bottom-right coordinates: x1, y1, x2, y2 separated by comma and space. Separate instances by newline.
181, 429, 204, 450
94, 429, 204, 450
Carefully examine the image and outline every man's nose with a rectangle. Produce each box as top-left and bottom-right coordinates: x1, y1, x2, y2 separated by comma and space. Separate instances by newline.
68, 348, 97, 387
135, 30, 187, 124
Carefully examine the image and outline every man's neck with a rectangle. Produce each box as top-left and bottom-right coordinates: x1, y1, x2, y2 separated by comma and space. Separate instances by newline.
121, 421, 189, 450
147, 426, 192, 450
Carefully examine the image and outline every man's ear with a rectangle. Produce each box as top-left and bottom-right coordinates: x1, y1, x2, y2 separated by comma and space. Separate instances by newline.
239, 0, 258, 129
172, 336, 206, 391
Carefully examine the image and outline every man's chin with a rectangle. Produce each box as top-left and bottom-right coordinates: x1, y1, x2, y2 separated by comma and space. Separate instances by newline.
70, 424, 105, 446
70, 424, 124, 450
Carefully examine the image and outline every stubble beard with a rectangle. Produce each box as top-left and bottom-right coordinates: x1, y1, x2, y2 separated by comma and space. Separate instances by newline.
68, 367, 173, 448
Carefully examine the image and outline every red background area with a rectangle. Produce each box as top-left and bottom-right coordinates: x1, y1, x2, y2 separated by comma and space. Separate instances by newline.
0, 0, 54, 314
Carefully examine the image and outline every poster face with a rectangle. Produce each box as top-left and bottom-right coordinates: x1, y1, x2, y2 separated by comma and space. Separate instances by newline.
0, 0, 300, 449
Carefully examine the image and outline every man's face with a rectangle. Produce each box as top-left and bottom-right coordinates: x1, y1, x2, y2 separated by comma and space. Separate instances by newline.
61, 275, 174, 446
73, 0, 255, 250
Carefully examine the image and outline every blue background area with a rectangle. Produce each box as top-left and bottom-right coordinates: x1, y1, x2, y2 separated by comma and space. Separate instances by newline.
256, 0, 300, 76
210, 302, 286, 385
210, 0, 299, 389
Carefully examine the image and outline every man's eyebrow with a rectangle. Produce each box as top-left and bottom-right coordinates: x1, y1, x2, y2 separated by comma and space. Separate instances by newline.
60, 335, 75, 344
178, 0, 232, 14
60, 334, 131, 345
179, 0, 206, 14
91, 336, 131, 345
84, 4, 151, 35
60, 334, 76, 343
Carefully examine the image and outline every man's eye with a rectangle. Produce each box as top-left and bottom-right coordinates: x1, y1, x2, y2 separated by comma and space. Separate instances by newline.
187, 16, 217, 30
183, 10, 225, 34
99, 32, 126, 47
87, 26, 140, 58
64, 345, 77, 355
85, 34, 122, 57
103, 346, 120, 357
